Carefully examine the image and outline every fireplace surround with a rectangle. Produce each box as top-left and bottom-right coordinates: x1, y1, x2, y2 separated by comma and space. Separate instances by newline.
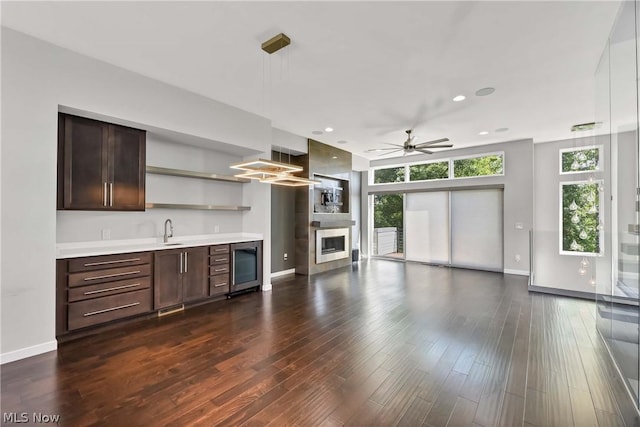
316, 228, 350, 264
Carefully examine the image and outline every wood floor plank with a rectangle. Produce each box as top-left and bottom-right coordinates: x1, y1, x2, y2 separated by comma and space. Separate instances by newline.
2, 260, 638, 427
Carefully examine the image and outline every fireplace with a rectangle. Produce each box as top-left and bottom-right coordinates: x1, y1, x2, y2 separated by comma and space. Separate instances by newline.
316, 228, 350, 264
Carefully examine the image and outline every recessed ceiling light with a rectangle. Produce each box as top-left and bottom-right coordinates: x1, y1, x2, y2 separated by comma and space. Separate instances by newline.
453, 95, 466, 102
475, 87, 495, 97
324, 127, 334, 132
336, 140, 348, 144
478, 131, 489, 135
495, 127, 509, 133
312, 130, 323, 135
331, 156, 338, 159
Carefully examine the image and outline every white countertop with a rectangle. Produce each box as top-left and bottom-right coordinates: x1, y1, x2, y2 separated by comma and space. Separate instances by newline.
56, 233, 263, 259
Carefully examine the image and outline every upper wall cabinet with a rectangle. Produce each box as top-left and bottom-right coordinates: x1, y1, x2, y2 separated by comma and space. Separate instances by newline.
57, 113, 146, 211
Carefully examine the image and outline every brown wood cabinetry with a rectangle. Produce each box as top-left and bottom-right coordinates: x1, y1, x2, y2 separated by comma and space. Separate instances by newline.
57, 113, 145, 211
153, 247, 208, 310
209, 244, 230, 297
56, 252, 153, 336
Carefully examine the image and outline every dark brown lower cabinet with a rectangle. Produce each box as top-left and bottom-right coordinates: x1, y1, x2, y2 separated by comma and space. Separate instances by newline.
154, 247, 207, 310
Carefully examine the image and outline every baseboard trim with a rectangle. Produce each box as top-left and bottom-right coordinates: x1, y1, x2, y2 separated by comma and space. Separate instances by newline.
1, 340, 57, 365
528, 285, 595, 301
504, 269, 530, 276
271, 268, 295, 278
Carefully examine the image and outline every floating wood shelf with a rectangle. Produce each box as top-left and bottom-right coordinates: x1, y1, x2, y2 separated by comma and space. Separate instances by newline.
146, 203, 250, 211
146, 166, 250, 183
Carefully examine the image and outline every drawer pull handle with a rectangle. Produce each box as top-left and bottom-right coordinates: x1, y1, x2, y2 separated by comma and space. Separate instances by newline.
214, 282, 228, 287
214, 248, 227, 252
84, 258, 141, 267
83, 302, 140, 317
214, 258, 228, 262
214, 268, 227, 272
83, 270, 141, 281
84, 283, 141, 295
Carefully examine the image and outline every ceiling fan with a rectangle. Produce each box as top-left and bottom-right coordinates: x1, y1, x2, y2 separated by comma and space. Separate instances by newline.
367, 130, 453, 156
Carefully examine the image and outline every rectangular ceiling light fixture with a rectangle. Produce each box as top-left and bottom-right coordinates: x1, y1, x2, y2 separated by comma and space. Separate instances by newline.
230, 158, 302, 173
261, 33, 291, 54
261, 174, 321, 187
571, 122, 599, 132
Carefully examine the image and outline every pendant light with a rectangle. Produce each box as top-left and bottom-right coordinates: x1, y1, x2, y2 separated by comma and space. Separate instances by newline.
229, 33, 319, 187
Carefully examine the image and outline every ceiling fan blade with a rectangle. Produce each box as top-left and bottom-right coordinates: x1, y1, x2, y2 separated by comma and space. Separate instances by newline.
414, 138, 450, 147
366, 147, 404, 152
384, 143, 405, 148
415, 148, 434, 155
422, 144, 453, 149
378, 149, 404, 157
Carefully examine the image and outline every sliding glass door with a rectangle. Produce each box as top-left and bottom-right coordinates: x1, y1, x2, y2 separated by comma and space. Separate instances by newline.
451, 189, 504, 271
405, 192, 449, 264
371, 194, 404, 259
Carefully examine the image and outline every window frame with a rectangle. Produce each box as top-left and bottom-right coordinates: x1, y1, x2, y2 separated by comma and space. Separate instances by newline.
558, 179, 604, 257
450, 151, 505, 179
369, 151, 506, 185
558, 145, 603, 175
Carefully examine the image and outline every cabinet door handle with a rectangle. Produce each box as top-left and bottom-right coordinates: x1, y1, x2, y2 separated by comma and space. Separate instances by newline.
103, 182, 108, 207
214, 282, 228, 287
179, 253, 183, 274
109, 183, 113, 206
184, 252, 188, 273
83, 302, 140, 317
84, 283, 140, 295
83, 270, 141, 281
84, 258, 141, 267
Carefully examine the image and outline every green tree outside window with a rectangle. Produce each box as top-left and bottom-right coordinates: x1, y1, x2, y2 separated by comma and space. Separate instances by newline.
374, 167, 405, 184
453, 154, 503, 178
561, 182, 601, 254
561, 147, 600, 173
409, 162, 449, 181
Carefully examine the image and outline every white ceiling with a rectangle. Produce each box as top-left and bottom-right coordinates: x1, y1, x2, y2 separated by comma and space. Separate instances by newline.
1, 1, 622, 159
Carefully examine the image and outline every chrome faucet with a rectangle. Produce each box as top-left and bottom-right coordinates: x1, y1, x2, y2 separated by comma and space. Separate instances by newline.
164, 218, 173, 243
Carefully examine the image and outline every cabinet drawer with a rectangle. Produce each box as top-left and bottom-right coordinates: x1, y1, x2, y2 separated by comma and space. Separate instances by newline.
68, 252, 151, 273
209, 274, 229, 296
68, 288, 151, 330
68, 264, 151, 287
68, 276, 151, 302
209, 254, 230, 265
209, 265, 230, 275
209, 245, 229, 255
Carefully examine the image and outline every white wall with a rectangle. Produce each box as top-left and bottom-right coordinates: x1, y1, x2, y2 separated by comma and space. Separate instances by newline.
367, 139, 534, 274
1, 28, 272, 360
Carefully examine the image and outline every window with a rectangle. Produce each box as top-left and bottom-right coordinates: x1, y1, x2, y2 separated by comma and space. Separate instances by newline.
409, 161, 449, 181
373, 166, 405, 184
453, 154, 503, 178
559, 146, 601, 174
560, 181, 602, 255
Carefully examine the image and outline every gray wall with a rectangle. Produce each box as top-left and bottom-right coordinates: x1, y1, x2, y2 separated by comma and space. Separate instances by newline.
533, 134, 614, 293
271, 182, 297, 273
366, 139, 534, 274
351, 171, 362, 253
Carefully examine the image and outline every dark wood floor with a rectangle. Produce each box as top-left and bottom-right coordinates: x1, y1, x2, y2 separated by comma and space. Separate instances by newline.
2, 260, 640, 426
